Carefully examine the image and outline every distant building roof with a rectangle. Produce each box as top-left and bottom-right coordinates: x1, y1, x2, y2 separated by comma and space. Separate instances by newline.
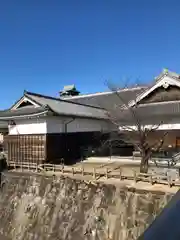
59, 84, 80, 97
63, 86, 147, 109
63, 84, 76, 91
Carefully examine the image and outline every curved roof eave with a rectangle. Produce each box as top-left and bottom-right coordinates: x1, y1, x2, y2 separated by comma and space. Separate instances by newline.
0, 110, 50, 121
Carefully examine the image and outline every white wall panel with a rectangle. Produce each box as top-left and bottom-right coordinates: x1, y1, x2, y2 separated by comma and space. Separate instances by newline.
0, 134, 4, 142
8, 119, 47, 135
46, 117, 65, 133
10, 116, 180, 135
46, 117, 111, 133
8, 117, 112, 135
68, 118, 110, 132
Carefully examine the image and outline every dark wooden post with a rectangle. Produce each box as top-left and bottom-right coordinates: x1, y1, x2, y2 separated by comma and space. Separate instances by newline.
81, 166, 84, 176
134, 170, 137, 183
93, 168, 96, 179
106, 168, 108, 179
119, 167, 122, 180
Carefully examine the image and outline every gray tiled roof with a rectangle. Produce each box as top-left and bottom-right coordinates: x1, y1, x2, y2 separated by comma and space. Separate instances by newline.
140, 102, 180, 116
3, 79, 180, 123
66, 87, 147, 110
25, 92, 108, 119
111, 101, 180, 124
0, 121, 8, 129
0, 106, 49, 120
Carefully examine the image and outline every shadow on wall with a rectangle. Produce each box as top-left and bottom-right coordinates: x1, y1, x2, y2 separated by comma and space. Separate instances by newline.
0, 154, 7, 171
61, 133, 134, 165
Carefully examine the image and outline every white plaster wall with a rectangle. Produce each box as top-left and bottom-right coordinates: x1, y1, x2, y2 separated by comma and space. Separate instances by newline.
68, 118, 111, 133
0, 134, 3, 142
46, 117, 112, 133
7, 117, 112, 135
46, 117, 65, 133
8, 116, 180, 135
8, 119, 47, 135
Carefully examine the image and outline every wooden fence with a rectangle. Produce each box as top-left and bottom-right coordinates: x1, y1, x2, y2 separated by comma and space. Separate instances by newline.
7, 160, 180, 187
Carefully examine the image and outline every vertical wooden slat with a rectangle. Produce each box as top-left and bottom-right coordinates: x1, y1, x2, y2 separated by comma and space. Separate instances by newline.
5, 134, 46, 166
16, 135, 19, 163
37, 135, 39, 164
25, 135, 27, 162
9, 136, 11, 162
44, 134, 47, 164
19, 135, 22, 164
12, 136, 16, 161
26, 135, 28, 163
30, 134, 32, 163
32, 135, 34, 164
9, 138, 13, 161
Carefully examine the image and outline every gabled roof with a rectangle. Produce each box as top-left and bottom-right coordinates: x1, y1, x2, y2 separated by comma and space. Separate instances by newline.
129, 70, 180, 106
11, 94, 41, 110
6, 91, 108, 120
154, 69, 180, 82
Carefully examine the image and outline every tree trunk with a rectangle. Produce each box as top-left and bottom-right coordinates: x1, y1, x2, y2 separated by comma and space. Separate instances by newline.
140, 150, 150, 173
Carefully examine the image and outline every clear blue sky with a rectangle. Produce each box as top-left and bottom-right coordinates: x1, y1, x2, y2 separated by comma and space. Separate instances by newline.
1, 0, 180, 108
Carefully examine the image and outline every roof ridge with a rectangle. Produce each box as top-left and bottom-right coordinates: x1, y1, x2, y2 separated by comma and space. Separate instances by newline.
25, 91, 105, 110
63, 86, 147, 100
155, 70, 180, 82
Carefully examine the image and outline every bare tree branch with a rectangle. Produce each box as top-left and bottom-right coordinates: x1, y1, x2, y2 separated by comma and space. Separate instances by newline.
105, 80, 170, 173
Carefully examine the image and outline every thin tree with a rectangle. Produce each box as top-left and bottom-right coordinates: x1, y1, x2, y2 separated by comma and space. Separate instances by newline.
106, 82, 168, 173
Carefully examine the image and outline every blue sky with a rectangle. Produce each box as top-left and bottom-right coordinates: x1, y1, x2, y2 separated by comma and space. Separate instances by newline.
1, 0, 180, 108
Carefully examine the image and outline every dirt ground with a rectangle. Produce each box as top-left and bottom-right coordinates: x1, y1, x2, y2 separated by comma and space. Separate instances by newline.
72, 160, 148, 178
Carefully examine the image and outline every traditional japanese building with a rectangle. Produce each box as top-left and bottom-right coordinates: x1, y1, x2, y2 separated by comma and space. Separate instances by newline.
1, 91, 112, 164
1, 69, 180, 164
65, 69, 180, 153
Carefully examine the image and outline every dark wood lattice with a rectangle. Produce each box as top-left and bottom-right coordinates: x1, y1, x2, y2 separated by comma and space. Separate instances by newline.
4, 134, 46, 165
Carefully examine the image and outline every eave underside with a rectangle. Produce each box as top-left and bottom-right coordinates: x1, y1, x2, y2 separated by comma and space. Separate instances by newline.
0, 106, 50, 120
